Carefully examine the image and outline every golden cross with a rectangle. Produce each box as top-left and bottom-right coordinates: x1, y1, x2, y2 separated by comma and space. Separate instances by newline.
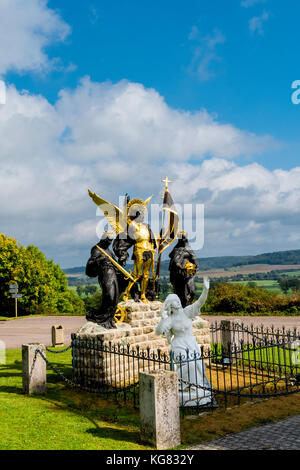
162, 176, 172, 190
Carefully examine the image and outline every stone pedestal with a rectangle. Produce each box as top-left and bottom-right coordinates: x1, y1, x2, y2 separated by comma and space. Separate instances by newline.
75, 300, 210, 353
72, 300, 211, 390
139, 370, 181, 449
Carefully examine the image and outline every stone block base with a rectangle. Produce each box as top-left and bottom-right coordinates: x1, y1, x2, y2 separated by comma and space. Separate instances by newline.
73, 300, 211, 389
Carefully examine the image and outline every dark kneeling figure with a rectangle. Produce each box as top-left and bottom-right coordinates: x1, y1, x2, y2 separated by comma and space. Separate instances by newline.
169, 231, 198, 308
85, 232, 119, 329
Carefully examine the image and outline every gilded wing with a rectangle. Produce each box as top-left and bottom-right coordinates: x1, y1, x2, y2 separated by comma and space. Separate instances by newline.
88, 189, 127, 235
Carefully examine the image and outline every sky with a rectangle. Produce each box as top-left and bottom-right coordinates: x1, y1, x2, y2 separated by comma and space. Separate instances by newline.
1, 0, 300, 267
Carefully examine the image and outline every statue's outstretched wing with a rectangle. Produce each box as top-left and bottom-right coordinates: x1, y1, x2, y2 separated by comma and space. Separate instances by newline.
88, 189, 127, 235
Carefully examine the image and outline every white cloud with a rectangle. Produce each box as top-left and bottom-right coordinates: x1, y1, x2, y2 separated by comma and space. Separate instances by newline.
187, 28, 226, 81
169, 159, 300, 221
0, 79, 292, 266
0, 0, 71, 75
166, 159, 300, 257
241, 0, 267, 7
249, 11, 270, 35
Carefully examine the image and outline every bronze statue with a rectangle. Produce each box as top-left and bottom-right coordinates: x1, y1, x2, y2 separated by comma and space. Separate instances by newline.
85, 231, 120, 328
169, 231, 198, 308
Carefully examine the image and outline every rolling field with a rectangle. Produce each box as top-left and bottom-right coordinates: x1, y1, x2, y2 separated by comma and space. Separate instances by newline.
195, 279, 281, 294
197, 264, 300, 278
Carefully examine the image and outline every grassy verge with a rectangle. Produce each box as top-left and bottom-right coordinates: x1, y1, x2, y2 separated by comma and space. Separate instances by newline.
0, 349, 149, 450
1, 349, 299, 450
0, 312, 85, 321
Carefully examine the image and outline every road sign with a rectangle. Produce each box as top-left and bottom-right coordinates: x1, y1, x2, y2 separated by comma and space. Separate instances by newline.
9, 283, 21, 318
9, 288, 18, 294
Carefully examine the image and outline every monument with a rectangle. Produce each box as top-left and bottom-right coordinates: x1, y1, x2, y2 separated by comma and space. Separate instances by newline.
73, 178, 211, 389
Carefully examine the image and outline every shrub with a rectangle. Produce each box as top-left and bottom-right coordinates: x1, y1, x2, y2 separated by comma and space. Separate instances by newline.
202, 282, 300, 315
84, 290, 102, 311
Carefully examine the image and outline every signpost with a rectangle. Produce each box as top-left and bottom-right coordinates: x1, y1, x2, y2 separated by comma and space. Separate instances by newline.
9, 282, 22, 318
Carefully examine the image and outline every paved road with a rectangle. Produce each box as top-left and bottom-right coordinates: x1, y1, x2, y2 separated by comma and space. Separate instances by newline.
0, 316, 86, 349
0, 315, 299, 349
188, 415, 300, 450
202, 315, 300, 330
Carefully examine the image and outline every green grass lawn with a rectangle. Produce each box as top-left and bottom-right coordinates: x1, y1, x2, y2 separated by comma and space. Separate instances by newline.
1, 348, 300, 450
0, 349, 150, 450
243, 344, 300, 375
195, 279, 282, 294
211, 342, 300, 377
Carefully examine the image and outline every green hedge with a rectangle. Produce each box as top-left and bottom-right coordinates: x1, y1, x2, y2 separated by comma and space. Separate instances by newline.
202, 282, 300, 316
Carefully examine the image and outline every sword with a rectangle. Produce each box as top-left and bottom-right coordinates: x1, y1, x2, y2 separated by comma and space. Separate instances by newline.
95, 245, 136, 282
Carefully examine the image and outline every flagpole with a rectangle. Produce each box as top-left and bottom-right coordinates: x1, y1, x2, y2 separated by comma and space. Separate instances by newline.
155, 177, 173, 297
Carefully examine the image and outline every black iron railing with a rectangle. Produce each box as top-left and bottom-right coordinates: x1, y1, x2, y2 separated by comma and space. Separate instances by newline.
69, 327, 300, 411
210, 320, 299, 346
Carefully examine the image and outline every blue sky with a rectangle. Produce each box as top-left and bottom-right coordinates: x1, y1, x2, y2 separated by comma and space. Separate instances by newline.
7, 0, 300, 163
1, 0, 300, 266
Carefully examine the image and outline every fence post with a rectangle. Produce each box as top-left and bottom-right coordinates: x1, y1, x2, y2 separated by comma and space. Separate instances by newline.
139, 369, 181, 450
22, 344, 46, 394
220, 320, 233, 364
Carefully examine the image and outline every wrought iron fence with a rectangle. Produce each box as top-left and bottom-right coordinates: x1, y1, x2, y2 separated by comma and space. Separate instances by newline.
71, 335, 171, 407
209, 320, 300, 347
69, 327, 300, 412
36, 323, 300, 412
177, 339, 300, 411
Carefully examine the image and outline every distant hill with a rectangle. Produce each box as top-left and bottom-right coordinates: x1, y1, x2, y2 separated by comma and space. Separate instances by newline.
154, 250, 298, 276
64, 266, 86, 274
232, 250, 300, 267
64, 249, 300, 277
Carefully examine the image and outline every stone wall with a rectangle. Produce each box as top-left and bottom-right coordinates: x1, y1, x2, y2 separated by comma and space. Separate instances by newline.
72, 300, 211, 389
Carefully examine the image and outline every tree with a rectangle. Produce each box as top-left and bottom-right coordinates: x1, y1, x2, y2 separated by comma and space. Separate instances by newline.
279, 278, 300, 294
76, 285, 84, 297
247, 281, 257, 288
84, 285, 98, 296
0, 234, 85, 316
84, 289, 102, 311
158, 279, 170, 301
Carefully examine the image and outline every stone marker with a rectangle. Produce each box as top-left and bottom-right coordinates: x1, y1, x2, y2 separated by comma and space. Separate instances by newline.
0, 340, 6, 365
51, 325, 64, 347
139, 369, 181, 450
22, 343, 46, 394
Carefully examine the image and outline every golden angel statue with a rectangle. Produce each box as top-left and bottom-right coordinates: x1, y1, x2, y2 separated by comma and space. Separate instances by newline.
88, 190, 157, 303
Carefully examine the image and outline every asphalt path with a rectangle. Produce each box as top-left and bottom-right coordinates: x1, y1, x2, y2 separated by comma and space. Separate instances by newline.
0, 316, 86, 349
0, 315, 299, 349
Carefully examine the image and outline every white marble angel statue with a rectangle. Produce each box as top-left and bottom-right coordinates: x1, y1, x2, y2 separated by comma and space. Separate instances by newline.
156, 277, 214, 407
